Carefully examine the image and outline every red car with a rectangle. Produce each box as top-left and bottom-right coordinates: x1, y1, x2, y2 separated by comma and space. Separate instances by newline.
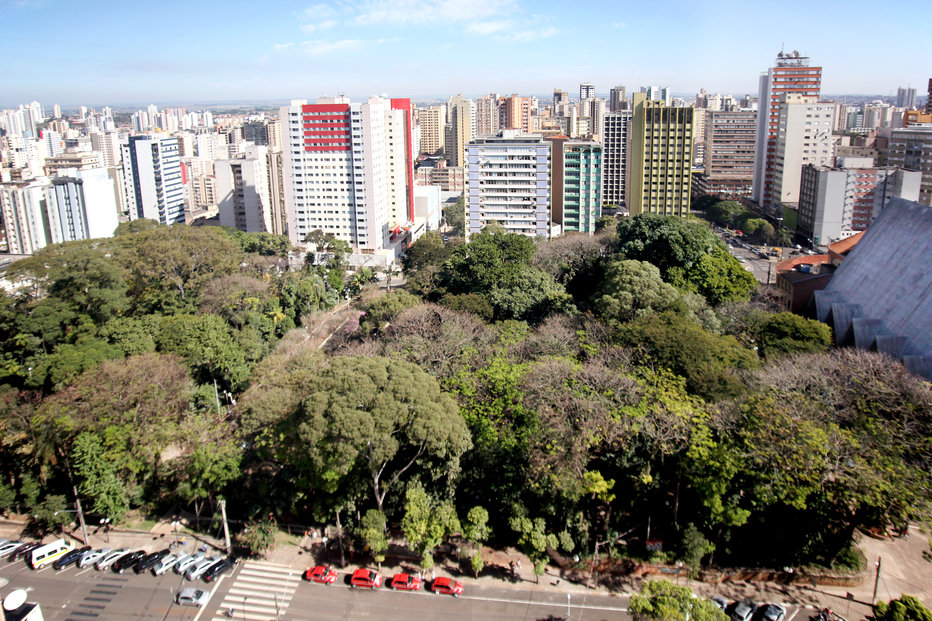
350, 568, 382, 589
430, 577, 463, 597
305, 565, 338, 584
390, 573, 422, 591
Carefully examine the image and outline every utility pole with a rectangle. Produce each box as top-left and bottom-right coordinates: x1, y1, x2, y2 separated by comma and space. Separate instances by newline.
872, 556, 882, 604
219, 499, 232, 555
213, 379, 221, 414
72, 485, 89, 545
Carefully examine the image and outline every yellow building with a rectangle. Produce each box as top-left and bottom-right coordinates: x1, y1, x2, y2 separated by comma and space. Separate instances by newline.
628, 92, 694, 216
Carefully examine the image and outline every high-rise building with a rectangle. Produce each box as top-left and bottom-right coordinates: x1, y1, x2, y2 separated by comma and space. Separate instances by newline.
121, 135, 186, 225
797, 160, 920, 244
896, 87, 917, 109
475, 94, 500, 137
264, 148, 287, 236
446, 95, 474, 168
751, 51, 822, 209
579, 83, 596, 100
695, 110, 757, 199
418, 105, 446, 155
771, 94, 834, 208
553, 89, 568, 106
580, 98, 607, 141
640, 86, 671, 106
90, 131, 126, 168
386, 98, 415, 227
628, 92, 693, 216
280, 96, 410, 251
500, 94, 534, 133
609, 86, 627, 113
887, 126, 932, 205
0, 178, 51, 254
926, 79, 932, 114
215, 146, 271, 233
601, 112, 631, 208
45, 167, 120, 244
465, 130, 551, 238
546, 135, 602, 234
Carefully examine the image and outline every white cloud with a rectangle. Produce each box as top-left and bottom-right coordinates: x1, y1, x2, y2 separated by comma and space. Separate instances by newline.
300, 18, 338, 32
613, 21, 627, 29
351, 0, 516, 26
466, 20, 511, 35
300, 39, 363, 56
302, 3, 337, 19
501, 26, 558, 43
274, 42, 295, 50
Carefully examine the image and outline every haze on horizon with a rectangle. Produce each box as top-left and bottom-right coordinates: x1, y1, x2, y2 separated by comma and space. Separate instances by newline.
1, 0, 929, 107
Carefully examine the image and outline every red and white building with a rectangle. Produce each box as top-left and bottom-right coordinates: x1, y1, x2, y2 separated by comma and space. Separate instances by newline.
280, 96, 413, 252
751, 51, 822, 210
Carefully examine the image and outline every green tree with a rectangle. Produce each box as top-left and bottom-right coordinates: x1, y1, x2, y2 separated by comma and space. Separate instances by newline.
240, 514, 277, 557
155, 314, 250, 390
358, 509, 389, 568
594, 259, 680, 323
443, 195, 465, 236
443, 229, 536, 294
71, 431, 129, 523
677, 524, 715, 572
26, 336, 123, 392
113, 218, 161, 236
754, 312, 832, 358
400, 484, 459, 568
705, 201, 745, 227
438, 293, 494, 322
509, 514, 558, 583
630, 579, 728, 621
616, 214, 721, 277
462, 506, 491, 577
668, 247, 757, 306
873, 595, 932, 621
358, 290, 422, 334
402, 231, 453, 275
486, 266, 571, 322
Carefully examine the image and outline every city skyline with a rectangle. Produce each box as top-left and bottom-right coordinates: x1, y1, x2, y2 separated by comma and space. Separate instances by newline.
1, 0, 930, 107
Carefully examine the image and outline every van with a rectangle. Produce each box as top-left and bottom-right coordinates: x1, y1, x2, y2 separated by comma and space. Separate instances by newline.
29, 539, 75, 569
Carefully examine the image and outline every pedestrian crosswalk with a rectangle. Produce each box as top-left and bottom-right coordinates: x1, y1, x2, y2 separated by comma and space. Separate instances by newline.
212, 560, 300, 621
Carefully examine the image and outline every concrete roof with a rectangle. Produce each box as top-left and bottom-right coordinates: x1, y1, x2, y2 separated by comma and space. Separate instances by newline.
821, 198, 932, 370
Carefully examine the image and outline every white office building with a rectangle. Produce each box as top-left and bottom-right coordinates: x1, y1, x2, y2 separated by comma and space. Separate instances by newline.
601, 112, 630, 207
772, 94, 835, 207
121, 135, 186, 225
215, 146, 272, 233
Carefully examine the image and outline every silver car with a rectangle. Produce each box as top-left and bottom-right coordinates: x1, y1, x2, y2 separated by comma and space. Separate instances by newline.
185, 556, 220, 581
78, 548, 110, 568
174, 552, 204, 574
176, 587, 210, 607
153, 552, 185, 576
95, 548, 130, 571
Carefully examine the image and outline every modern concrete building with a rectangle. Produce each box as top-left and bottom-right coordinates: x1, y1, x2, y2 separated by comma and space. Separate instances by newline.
752, 51, 822, 209
215, 146, 272, 233
797, 160, 921, 244
0, 178, 51, 254
886, 126, 932, 205
465, 130, 551, 238
44, 151, 101, 176
609, 86, 627, 113
445, 95, 474, 168
45, 167, 120, 244
579, 83, 595, 100
546, 135, 602, 234
475, 94, 500, 137
771, 94, 835, 208
640, 86, 671, 106
601, 112, 631, 208
121, 135, 186, 225
418, 105, 446, 155
415, 161, 464, 192
896, 87, 917, 109
628, 92, 693, 216
500, 94, 534, 133
695, 110, 757, 198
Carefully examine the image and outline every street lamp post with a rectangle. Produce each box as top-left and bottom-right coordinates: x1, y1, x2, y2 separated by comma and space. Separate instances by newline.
100, 518, 112, 544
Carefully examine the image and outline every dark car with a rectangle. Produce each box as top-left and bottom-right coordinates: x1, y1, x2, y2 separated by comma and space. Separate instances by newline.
8, 542, 42, 563
134, 549, 171, 574
753, 604, 787, 621
52, 546, 91, 570
202, 558, 234, 583
112, 550, 146, 574
728, 599, 757, 621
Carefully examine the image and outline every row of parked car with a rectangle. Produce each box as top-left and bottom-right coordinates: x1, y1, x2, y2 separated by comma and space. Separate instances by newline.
712, 596, 787, 621
1, 537, 234, 583
305, 565, 464, 597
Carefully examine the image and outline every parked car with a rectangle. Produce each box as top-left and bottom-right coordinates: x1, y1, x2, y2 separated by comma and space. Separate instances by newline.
728, 599, 757, 621
430, 577, 463, 597
112, 550, 147, 573
305, 565, 338, 584
390, 573, 422, 591
0, 541, 23, 557
153, 553, 185, 576
95, 548, 130, 571
52, 546, 91, 571
350, 568, 382, 589
185, 556, 220, 581
79, 548, 110, 569
174, 552, 205, 575
8, 542, 42, 563
202, 558, 234, 582
176, 587, 210, 608
134, 549, 171, 574
753, 604, 787, 621
711, 596, 728, 611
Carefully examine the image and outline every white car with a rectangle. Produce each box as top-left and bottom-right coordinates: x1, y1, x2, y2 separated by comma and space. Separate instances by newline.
185, 556, 220, 581
0, 541, 23, 556
95, 548, 130, 571
153, 553, 185, 576
78, 548, 110, 568
176, 587, 210, 607
174, 552, 204, 575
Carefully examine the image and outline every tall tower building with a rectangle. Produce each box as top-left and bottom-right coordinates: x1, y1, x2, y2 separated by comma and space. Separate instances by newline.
546, 135, 602, 234
0, 178, 51, 254
475, 94, 500, 137
771, 94, 834, 207
579, 83, 596, 100
640, 86, 671, 106
387, 98, 415, 227
215, 146, 272, 233
926, 79, 932, 114
628, 92, 693, 216
609, 86, 627, 113
896, 87, 917, 109
553, 89, 568, 107
601, 112, 631, 208
45, 167, 120, 244
465, 130, 551, 238
121, 135, 186, 225
751, 51, 822, 209
695, 110, 757, 199
446, 95, 474, 168
500, 94, 533, 132
418, 105, 446, 155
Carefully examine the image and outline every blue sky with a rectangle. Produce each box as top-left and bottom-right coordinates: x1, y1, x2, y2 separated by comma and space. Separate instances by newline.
1, 0, 929, 107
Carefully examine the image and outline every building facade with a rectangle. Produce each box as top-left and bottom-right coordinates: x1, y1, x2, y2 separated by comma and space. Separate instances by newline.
445, 95, 474, 168
628, 92, 693, 216
215, 146, 272, 233
771, 94, 835, 207
465, 130, 551, 238
546, 136, 602, 234
609, 86, 627, 113
417, 105, 446, 155
121, 135, 186, 225
887, 126, 932, 205
601, 112, 631, 208
752, 51, 822, 209
696, 110, 757, 198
